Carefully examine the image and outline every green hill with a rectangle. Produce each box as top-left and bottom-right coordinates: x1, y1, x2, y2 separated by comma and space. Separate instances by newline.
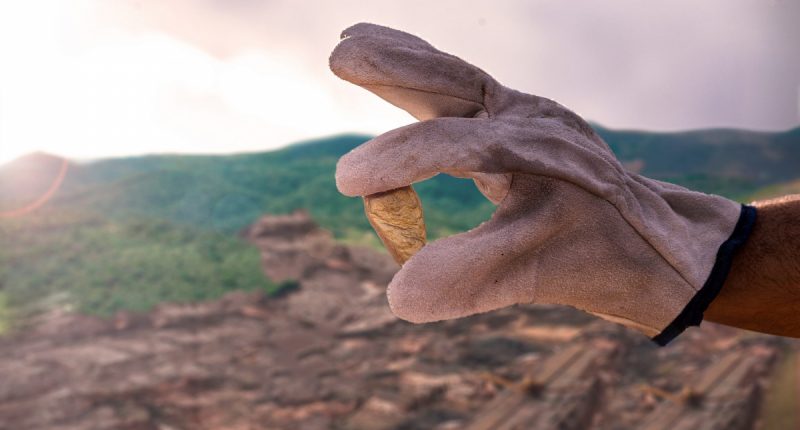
1, 126, 798, 325
0, 210, 276, 320
6, 127, 799, 239
747, 179, 800, 201
594, 125, 800, 198
1, 134, 498, 242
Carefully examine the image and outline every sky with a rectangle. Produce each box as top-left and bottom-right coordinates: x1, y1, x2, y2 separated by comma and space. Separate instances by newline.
0, 0, 798, 164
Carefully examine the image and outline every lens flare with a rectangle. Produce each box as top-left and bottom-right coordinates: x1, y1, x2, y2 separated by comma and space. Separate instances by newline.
0, 157, 68, 218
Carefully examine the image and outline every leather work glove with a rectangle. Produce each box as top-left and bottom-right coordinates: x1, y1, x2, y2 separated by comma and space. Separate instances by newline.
329, 23, 756, 345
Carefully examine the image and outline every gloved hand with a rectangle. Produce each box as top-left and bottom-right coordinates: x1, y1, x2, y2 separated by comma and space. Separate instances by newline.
329, 23, 756, 345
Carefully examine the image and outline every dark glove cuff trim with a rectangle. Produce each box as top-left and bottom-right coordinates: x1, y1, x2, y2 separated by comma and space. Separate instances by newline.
652, 204, 757, 346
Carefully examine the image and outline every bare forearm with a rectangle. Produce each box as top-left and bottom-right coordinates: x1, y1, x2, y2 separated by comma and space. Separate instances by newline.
704, 195, 800, 336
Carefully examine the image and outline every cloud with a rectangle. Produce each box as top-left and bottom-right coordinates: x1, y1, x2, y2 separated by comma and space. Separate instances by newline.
1, 0, 798, 162
112, 0, 800, 130
0, 3, 410, 163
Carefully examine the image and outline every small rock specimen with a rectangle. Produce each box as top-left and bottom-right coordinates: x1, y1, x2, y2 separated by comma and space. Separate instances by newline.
363, 185, 426, 265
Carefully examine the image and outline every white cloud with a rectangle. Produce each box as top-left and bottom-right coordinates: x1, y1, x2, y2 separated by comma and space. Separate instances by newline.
1, 0, 797, 163
0, 1, 411, 163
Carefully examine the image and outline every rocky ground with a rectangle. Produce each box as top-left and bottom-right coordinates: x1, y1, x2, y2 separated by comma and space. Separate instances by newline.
0, 211, 791, 429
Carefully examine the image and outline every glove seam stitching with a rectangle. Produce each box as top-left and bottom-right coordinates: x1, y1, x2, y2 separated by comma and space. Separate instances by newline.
615, 176, 699, 290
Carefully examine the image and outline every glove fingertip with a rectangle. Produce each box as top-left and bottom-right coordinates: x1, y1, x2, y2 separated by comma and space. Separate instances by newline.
386, 276, 436, 324
334, 152, 367, 197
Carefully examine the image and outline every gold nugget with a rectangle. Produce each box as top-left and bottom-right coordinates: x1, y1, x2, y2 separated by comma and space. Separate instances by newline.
363, 186, 426, 265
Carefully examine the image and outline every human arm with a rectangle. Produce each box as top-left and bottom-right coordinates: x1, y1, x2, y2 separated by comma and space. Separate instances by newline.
705, 195, 800, 336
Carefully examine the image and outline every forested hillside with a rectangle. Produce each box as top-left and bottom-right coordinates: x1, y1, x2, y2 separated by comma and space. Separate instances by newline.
1, 126, 797, 324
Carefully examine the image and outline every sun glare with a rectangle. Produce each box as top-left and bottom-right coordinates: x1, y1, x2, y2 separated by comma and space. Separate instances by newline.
0, 157, 68, 218
0, 0, 398, 165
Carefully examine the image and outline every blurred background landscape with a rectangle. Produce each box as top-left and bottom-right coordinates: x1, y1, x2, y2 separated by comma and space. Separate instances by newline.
1, 1, 799, 429
2, 126, 800, 322
1, 126, 800, 429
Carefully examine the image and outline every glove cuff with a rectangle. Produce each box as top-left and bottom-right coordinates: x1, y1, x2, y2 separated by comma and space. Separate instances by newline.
651, 204, 757, 346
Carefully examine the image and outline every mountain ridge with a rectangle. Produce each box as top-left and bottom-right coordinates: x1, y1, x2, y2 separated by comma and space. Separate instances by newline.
1, 125, 797, 320
5, 125, 798, 168
3, 125, 798, 236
